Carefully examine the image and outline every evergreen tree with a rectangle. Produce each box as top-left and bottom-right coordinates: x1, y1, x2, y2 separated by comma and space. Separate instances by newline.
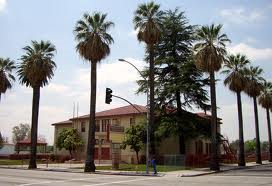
137, 8, 210, 154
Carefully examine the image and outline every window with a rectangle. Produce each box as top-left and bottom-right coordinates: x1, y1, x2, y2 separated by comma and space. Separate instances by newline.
95, 120, 100, 132
130, 117, 135, 126
205, 143, 210, 155
102, 119, 110, 132
81, 122, 86, 132
112, 118, 120, 125
195, 140, 203, 154
95, 139, 99, 145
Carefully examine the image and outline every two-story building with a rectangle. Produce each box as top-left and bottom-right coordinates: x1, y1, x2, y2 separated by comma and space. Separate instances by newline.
52, 104, 222, 163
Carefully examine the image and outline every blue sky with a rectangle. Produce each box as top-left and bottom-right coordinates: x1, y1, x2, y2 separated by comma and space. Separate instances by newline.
0, 0, 272, 145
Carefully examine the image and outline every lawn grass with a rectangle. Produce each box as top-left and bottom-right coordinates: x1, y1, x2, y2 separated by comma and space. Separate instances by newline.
95, 164, 188, 172
0, 159, 49, 165
0, 160, 188, 172
0, 159, 25, 165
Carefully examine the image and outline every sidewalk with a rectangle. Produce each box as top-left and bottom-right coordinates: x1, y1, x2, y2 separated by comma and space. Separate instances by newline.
0, 161, 271, 177
174, 161, 272, 177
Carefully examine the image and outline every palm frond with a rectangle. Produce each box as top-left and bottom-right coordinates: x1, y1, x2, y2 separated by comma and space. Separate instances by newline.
194, 24, 230, 73
0, 58, 16, 97
243, 66, 264, 97
221, 54, 250, 92
17, 40, 56, 88
74, 12, 114, 63
258, 81, 272, 108
133, 1, 162, 45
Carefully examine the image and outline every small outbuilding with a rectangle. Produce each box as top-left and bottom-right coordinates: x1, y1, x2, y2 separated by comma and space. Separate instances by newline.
15, 139, 47, 154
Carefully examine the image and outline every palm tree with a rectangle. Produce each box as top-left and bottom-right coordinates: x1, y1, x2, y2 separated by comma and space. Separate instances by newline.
133, 1, 162, 155
222, 54, 250, 166
74, 12, 114, 172
194, 24, 230, 170
0, 58, 16, 101
258, 81, 272, 162
17, 40, 56, 169
243, 66, 264, 164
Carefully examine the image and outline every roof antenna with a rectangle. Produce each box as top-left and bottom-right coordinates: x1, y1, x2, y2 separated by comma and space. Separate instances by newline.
73, 102, 75, 118
77, 102, 79, 118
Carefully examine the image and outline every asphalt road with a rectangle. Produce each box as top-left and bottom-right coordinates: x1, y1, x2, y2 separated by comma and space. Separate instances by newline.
0, 164, 272, 186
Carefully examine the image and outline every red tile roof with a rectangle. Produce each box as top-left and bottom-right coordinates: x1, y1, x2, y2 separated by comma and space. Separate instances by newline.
16, 139, 47, 145
73, 104, 146, 120
51, 120, 72, 126
51, 105, 222, 125
196, 112, 222, 123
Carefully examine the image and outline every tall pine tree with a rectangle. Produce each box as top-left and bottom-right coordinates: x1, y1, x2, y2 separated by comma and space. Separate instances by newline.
137, 8, 210, 154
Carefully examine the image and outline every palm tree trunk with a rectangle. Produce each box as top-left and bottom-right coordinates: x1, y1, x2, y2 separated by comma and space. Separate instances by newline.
176, 91, 186, 154
176, 91, 182, 114
149, 45, 155, 155
28, 86, 40, 169
209, 71, 219, 171
253, 96, 262, 164
266, 108, 272, 162
236, 92, 245, 166
85, 62, 97, 172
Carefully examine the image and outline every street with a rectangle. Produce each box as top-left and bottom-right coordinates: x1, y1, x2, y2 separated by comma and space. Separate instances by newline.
0, 164, 272, 186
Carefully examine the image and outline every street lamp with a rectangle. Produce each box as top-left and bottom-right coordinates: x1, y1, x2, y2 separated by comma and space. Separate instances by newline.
118, 58, 150, 174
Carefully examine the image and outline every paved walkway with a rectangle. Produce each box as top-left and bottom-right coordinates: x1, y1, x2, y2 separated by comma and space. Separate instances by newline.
1, 161, 271, 177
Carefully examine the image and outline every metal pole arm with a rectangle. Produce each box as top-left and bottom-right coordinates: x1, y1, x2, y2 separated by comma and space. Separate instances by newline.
118, 59, 147, 81
112, 95, 143, 113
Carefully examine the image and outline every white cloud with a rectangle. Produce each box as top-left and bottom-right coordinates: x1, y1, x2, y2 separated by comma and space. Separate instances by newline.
220, 8, 265, 24
0, 0, 6, 12
75, 58, 146, 86
0, 57, 147, 145
228, 43, 272, 61
71, 58, 146, 110
244, 37, 258, 44
219, 101, 268, 142
128, 28, 139, 37
44, 83, 70, 94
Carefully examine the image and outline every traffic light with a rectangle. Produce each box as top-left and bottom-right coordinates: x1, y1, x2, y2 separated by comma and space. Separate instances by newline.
105, 88, 112, 104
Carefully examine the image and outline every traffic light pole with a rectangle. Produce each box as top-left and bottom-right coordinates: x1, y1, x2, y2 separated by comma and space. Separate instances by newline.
118, 58, 149, 174
146, 90, 149, 174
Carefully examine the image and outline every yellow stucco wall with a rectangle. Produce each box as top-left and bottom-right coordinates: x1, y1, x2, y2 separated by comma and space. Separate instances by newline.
53, 113, 218, 162
110, 133, 124, 143
158, 136, 180, 155
53, 114, 146, 162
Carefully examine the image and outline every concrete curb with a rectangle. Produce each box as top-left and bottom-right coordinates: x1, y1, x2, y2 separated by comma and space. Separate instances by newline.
1, 162, 270, 178
93, 171, 165, 177
179, 162, 271, 177
0, 166, 164, 177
